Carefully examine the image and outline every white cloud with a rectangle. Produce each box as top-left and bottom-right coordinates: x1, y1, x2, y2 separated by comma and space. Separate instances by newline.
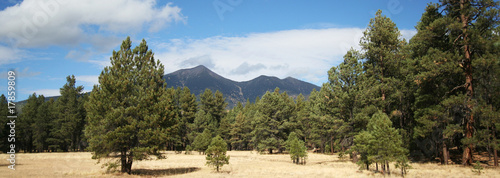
76, 75, 99, 86
0, 0, 186, 63
31, 89, 60, 97
401, 29, 418, 41
0, 45, 24, 65
154, 28, 417, 85
0, 67, 41, 78
154, 28, 366, 85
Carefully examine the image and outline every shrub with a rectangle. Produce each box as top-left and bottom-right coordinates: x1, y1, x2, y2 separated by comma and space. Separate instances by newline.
205, 135, 230, 172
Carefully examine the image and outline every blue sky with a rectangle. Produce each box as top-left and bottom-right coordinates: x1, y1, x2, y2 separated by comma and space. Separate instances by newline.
0, 0, 438, 101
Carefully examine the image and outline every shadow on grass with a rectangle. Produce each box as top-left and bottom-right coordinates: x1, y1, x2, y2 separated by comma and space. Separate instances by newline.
132, 167, 200, 176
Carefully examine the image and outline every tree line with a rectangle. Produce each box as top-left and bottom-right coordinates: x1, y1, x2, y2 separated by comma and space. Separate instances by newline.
1, 0, 499, 175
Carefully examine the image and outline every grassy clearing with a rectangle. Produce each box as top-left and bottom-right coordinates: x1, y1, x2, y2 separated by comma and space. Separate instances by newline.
1, 151, 499, 177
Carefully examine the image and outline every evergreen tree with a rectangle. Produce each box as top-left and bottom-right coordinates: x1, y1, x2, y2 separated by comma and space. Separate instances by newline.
286, 132, 307, 164
411, 0, 500, 165
84, 37, 175, 174
323, 49, 368, 155
353, 111, 407, 174
192, 129, 212, 154
252, 88, 295, 153
0, 94, 10, 152
205, 135, 230, 172
360, 9, 405, 114
251, 110, 279, 153
32, 96, 54, 152
200, 89, 227, 129
230, 110, 252, 150
50, 75, 85, 152
178, 87, 197, 149
18, 93, 39, 152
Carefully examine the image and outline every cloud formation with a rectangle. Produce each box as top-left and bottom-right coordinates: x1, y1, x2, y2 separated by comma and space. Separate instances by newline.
0, 0, 186, 63
155, 28, 367, 84
154, 27, 416, 85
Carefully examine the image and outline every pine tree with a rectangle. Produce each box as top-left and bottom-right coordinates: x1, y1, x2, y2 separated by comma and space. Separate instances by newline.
205, 135, 230, 172
84, 37, 175, 174
411, 0, 500, 165
200, 89, 227, 130
360, 9, 405, 114
230, 110, 252, 150
50, 75, 85, 152
32, 96, 54, 152
252, 88, 295, 154
0, 94, 10, 152
286, 132, 307, 164
323, 49, 368, 155
18, 93, 39, 152
353, 111, 407, 174
178, 87, 197, 149
192, 129, 212, 154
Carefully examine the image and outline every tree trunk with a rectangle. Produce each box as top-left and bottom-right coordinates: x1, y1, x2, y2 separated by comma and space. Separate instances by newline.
269, 148, 272, 154
494, 125, 498, 167
376, 162, 378, 172
387, 161, 390, 175
121, 151, 127, 173
443, 137, 449, 165
330, 137, 334, 154
121, 150, 133, 174
352, 151, 358, 163
460, 0, 474, 166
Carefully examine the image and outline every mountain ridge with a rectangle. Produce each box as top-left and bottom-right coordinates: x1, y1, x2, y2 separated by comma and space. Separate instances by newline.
17, 65, 321, 108
164, 65, 320, 107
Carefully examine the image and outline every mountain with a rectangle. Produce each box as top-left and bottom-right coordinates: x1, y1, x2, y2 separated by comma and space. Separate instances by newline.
17, 65, 321, 109
164, 65, 320, 107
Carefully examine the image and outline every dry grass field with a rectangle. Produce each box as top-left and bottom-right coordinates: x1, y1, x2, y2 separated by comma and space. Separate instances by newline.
1, 151, 499, 177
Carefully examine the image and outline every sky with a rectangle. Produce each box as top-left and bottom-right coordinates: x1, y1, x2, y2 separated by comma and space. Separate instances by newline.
0, 0, 439, 101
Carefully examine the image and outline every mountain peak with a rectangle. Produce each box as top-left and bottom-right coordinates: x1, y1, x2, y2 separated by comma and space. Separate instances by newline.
164, 66, 320, 108
191, 65, 210, 71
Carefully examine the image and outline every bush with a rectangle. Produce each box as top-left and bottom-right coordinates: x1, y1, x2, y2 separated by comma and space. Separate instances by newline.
286, 132, 307, 165
192, 129, 211, 154
395, 156, 412, 177
185, 145, 193, 155
471, 161, 483, 175
205, 135, 230, 172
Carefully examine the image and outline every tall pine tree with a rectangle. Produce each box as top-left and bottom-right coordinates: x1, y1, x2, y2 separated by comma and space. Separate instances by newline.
85, 37, 175, 174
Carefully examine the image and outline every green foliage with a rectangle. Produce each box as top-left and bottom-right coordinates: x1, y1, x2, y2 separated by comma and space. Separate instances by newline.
353, 111, 407, 171
178, 87, 197, 148
50, 75, 86, 152
185, 145, 193, 155
251, 88, 295, 154
230, 110, 252, 150
395, 155, 412, 177
84, 37, 174, 174
471, 161, 484, 175
206, 135, 230, 172
18, 93, 40, 152
0, 95, 9, 152
192, 129, 212, 154
286, 132, 307, 164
